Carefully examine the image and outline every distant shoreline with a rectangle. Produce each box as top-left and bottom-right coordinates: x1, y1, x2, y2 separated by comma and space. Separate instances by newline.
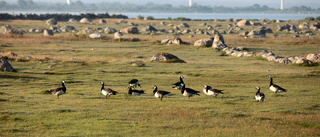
0, 11, 319, 21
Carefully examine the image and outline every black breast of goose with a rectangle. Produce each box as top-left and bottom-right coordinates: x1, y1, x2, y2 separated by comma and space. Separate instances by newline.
172, 76, 184, 89
255, 86, 265, 102
181, 83, 200, 98
128, 86, 145, 95
153, 85, 171, 101
203, 85, 224, 98
46, 80, 66, 99
129, 79, 141, 88
101, 81, 118, 99
269, 75, 287, 93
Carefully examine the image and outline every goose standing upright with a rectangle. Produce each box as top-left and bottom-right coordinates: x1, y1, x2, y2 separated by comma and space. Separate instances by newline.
128, 86, 145, 95
101, 81, 118, 99
255, 86, 265, 102
172, 76, 184, 89
129, 79, 141, 88
269, 75, 287, 93
153, 85, 171, 101
203, 85, 224, 98
181, 83, 200, 98
46, 80, 66, 99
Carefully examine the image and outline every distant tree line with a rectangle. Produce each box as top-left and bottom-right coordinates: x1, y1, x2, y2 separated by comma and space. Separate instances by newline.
0, 0, 319, 13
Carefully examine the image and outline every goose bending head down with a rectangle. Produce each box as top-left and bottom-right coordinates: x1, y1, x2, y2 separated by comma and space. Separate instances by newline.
129, 79, 141, 88
269, 75, 287, 93
255, 86, 265, 102
172, 76, 184, 90
128, 86, 145, 95
101, 81, 118, 99
153, 85, 171, 101
46, 80, 66, 99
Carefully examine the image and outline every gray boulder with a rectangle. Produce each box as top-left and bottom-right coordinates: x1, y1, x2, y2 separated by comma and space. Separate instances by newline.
80, 18, 92, 23
68, 18, 78, 23
212, 33, 227, 49
120, 27, 139, 34
46, 18, 57, 25
89, 33, 102, 39
306, 53, 320, 63
43, 30, 54, 36
99, 19, 107, 24
151, 52, 186, 63
194, 38, 213, 47
104, 27, 117, 34
140, 26, 157, 34
60, 25, 75, 32
114, 32, 123, 39
179, 23, 190, 28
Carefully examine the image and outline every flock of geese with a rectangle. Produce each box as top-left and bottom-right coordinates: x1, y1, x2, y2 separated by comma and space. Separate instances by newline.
46, 75, 287, 102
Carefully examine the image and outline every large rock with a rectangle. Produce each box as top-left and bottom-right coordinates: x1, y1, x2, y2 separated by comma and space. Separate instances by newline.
167, 37, 183, 45
306, 53, 320, 63
212, 33, 227, 49
68, 18, 78, 23
140, 25, 157, 34
236, 20, 251, 26
99, 19, 107, 24
0, 56, 15, 72
43, 30, 54, 36
46, 18, 57, 25
89, 33, 102, 39
194, 38, 213, 47
60, 25, 75, 32
179, 23, 190, 28
299, 22, 309, 29
80, 18, 92, 23
151, 52, 186, 63
120, 27, 139, 34
104, 27, 117, 34
114, 32, 123, 39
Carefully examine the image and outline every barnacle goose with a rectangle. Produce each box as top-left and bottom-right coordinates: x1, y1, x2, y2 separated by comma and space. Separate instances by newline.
128, 86, 145, 95
203, 85, 224, 98
172, 76, 184, 89
153, 85, 171, 101
269, 75, 287, 93
46, 80, 66, 99
181, 83, 200, 98
255, 86, 265, 102
101, 81, 118, 99
129, 79, 141, 88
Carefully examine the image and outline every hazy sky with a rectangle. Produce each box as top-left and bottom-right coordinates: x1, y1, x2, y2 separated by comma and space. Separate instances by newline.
3, 0, 320, 9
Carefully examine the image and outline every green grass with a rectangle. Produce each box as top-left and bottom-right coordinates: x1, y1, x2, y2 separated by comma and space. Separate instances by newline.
0, 19, 320, 136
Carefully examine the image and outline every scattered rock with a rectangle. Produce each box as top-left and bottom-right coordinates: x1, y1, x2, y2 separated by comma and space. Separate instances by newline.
151, 52, 186, 63
120, 27, 139, 34
194, 38, 213, 47
212, 33, 227, 49
99, 19, 107, 24
80, 18, 92, 23
46, 18, 57, 25
43, 30, 54, 36
89, 33, 102, 39
236, 20, 251, 26
104, 27, 117, 34
306, 53, 320, 63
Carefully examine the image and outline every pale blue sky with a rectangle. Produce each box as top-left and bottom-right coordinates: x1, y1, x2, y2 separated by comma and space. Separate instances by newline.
2, 0, 320, 9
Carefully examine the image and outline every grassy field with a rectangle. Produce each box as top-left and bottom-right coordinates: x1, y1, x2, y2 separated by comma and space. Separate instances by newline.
1, 19, 320, 136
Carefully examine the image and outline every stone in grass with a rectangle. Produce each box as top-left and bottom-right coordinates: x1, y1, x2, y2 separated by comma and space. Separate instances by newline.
151, 52, 186, 63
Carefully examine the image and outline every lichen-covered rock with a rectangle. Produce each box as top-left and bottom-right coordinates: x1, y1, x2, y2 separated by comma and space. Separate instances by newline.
194, 38, 213, 47
120, 27, 139, 34
212, 33, 227, 49
151, 52, 186, 63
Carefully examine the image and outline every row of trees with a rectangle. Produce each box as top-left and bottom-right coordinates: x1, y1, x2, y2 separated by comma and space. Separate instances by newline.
0, 0, 319, 13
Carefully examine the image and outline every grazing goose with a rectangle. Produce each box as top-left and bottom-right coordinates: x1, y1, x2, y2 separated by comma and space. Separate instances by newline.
101, 81, 118, 99
181, 83, 200, 98
172, 76, 184, 89
128, 86, 145, 95
153, 85, 171, 101
255, 86, 265, 102
269, 75, 287, 93
203, 85, 224, 98
129, 79, 141, 88
46, 80, 66, 99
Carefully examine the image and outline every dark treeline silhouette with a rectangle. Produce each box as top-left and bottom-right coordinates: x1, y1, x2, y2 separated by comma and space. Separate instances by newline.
0, 0, 319, 13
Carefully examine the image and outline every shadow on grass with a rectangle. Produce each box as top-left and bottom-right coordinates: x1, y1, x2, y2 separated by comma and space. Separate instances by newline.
0, 75, 43, 80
